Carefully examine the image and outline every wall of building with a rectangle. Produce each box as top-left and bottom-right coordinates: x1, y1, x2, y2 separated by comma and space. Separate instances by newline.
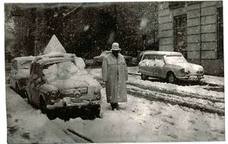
158, 1, 223, 75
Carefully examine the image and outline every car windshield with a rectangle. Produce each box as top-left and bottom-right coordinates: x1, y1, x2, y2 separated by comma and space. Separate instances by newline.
43, 61, 79, 82
19, 60, 32, 69
142, 55, 155, 60
164, 55, 187, 64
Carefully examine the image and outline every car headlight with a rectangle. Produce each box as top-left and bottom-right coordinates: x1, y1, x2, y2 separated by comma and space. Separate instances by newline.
94, 89, 101, 100
180, 68, 190, 74
48, 90, 59, 99
180, 68, 185, 73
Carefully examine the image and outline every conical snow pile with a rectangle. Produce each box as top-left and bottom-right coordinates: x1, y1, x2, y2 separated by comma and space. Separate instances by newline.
43, 34, 66, 55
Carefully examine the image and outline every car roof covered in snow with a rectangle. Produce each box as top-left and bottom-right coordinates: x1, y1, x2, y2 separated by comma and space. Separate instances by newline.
34, 53, 76, 65
13, 56, 34, 62
142, 51, 182, 56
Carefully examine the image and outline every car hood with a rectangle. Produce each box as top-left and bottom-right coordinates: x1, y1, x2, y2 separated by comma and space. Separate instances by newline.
48, 74, 101, 90
174, 62, 204, 73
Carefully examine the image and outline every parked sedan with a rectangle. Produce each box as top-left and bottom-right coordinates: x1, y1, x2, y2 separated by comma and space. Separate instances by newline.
138, 51, 204, 83
27, 53, 102, 119
9, 56, 34, 96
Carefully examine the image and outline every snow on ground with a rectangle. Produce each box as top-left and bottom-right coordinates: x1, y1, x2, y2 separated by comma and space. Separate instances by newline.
88, 68, 224, 101
127, 77, 224, 100
53, 88, 225, 142
6, 86, 225, 142
6, 87, 86, 143
6, 67, 225, 143
202, 75, 224, 86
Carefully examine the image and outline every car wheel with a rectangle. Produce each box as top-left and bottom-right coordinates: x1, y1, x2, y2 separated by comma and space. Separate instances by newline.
21, 90, 27, 98
141, 74, 148, 80
46, 110, 57, 120
167, 72, 176, 83
40, 97, 47, 114
27, 92, 32, 104
9, 78, 13, 89
40, 97, 56, 120
15, 82, 20, 93
93, 105, 101, 118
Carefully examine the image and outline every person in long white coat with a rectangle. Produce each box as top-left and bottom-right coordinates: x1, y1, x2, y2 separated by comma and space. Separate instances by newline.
102, 42, 128, 110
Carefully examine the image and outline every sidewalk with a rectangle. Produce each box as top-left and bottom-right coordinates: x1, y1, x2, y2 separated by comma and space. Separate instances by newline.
128, 67, 224, 86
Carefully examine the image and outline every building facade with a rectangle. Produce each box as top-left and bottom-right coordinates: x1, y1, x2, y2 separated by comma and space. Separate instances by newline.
158, 1, 223, 75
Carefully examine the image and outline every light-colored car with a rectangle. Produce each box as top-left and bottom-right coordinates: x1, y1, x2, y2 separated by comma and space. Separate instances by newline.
27, 53, 102, 119
9, 56, 34, 96
138, 51, 204, 83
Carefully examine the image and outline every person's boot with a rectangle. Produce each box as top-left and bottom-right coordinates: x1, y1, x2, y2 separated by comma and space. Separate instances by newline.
111, 103, 115, 110
116, 103, 119, 110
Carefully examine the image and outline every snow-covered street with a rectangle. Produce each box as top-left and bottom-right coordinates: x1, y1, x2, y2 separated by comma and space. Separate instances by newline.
5, 1, 225, 143
6, 67, 225, 143
89, 67, 225, 115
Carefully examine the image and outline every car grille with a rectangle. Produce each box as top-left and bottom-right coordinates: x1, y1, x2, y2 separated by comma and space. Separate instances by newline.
196, 71, 204, 74
18, 78, 28, 87
61, 87, 88, 98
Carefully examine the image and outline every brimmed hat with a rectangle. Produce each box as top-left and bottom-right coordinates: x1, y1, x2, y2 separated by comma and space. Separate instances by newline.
111, 42, 121, 51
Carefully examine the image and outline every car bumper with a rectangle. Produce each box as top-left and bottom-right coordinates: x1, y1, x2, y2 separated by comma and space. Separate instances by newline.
176, 75, 204, 81
46, 99, 100, 110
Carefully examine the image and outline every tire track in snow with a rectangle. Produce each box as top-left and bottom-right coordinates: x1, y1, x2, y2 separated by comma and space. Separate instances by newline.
91, 76, 224, 115
128, 85, 224, 115
127, 80, 224, 103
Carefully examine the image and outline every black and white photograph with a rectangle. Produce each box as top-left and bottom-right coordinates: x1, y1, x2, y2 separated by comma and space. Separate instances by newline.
3, 0, 226, 143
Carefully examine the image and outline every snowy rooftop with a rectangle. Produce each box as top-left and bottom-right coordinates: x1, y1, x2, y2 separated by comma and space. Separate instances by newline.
13, 56, 34, 61
34, 53, 76, 65
142, 51, 182, 56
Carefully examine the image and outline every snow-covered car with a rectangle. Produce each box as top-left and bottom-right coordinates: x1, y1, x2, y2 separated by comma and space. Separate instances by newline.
26, 53, 102, 118
138, 51, 204, 83
9, 56, 34, 96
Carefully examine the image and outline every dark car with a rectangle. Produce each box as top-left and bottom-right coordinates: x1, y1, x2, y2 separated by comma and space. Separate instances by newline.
26, 53, 102, 119
9, 56, 34, 96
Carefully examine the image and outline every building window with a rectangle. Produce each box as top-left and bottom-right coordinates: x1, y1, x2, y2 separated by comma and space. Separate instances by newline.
217, 7, 223, 59
169, 2, 185, 9
174, 14, 187, 58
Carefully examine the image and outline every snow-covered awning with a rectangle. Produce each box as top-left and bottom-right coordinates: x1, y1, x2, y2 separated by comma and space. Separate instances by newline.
43, 34, 66, 55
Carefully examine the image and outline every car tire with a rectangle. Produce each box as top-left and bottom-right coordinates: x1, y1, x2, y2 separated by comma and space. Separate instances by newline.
15, 82, 20, 93
167, 72, 176, 83
47, 110, 57, 120
93, 105, 101, 118
9, 78, 13, 89
40, 97, 56, 120
141, 74, 148, 80
21, 90, 27, 98
27, 93, 32, 104
40, 97, 47, 114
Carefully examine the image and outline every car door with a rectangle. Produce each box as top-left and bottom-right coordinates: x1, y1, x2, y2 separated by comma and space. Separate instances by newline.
28, 63, 41, 105
140, 54, 156, 76
153, 55, 165, 78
